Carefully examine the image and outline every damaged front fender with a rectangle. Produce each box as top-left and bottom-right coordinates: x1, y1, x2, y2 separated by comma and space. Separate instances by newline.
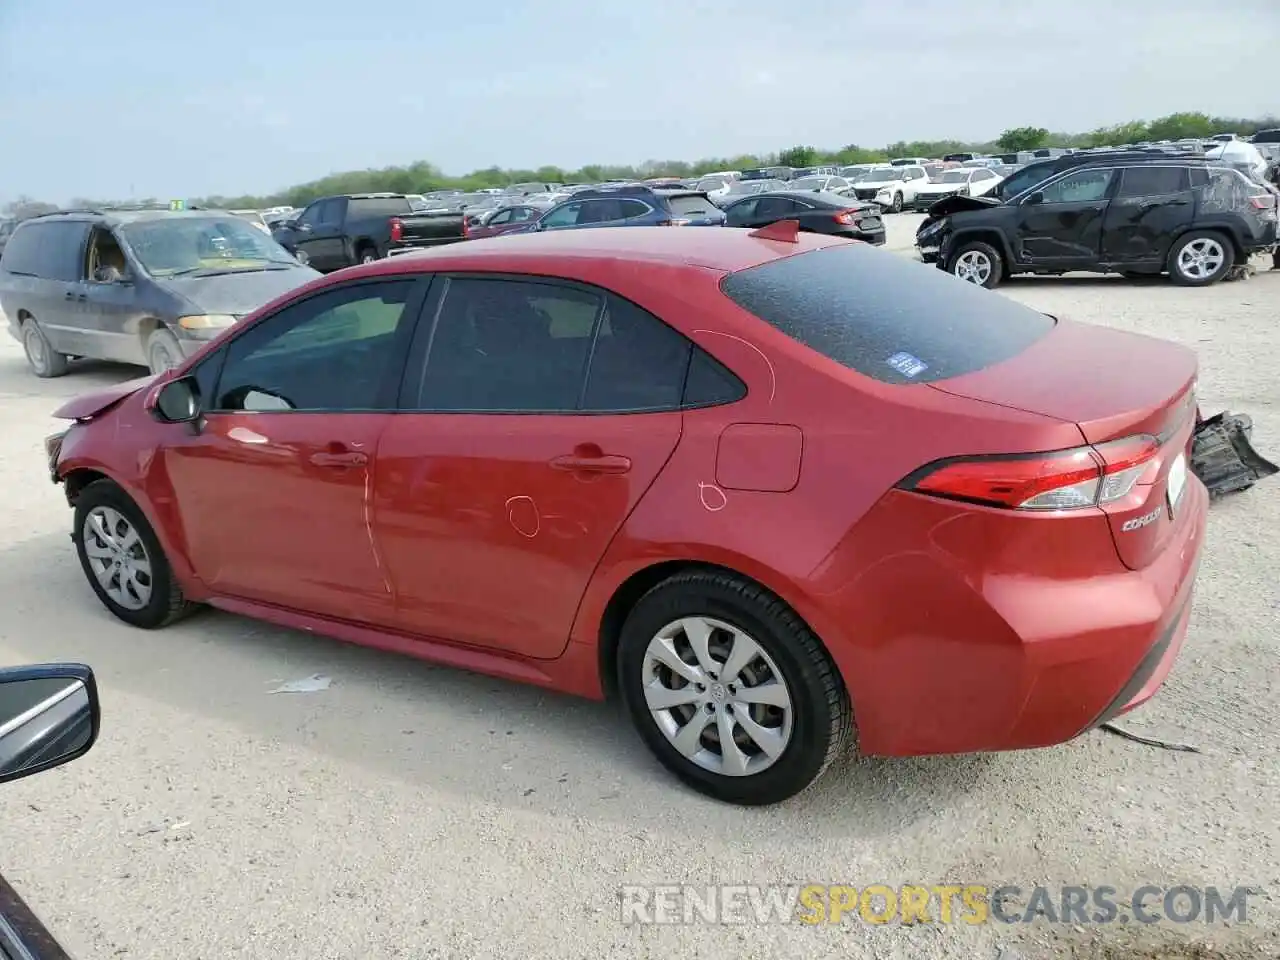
1191, 411, 1278, 499
924, 194, 1002, 218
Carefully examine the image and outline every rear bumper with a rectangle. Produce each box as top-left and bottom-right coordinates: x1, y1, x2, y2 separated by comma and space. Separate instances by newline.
810, 478, 1208, 757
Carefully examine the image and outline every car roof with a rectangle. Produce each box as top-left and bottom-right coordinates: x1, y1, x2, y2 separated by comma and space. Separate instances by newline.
350, 225, 849, 278
26, 208, 243, 225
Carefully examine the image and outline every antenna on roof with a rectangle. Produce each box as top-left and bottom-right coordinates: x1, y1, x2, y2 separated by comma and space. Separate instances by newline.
747, 219, 801, 243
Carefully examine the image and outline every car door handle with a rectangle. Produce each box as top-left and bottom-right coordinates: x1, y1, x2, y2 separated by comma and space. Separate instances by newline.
64, 292, 86, 301
309, 450, 367, 467
549, 453, 632, 474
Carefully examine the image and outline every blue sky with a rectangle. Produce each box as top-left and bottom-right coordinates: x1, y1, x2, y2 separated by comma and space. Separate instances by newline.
2, 0, 1277, 204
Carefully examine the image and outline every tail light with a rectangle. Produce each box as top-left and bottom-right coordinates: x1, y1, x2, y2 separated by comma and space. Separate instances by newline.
832, 209, 860, 224
1248, 192, 1276, 211
900, 435, 1162, 511
389, 217, 404, 242
462, 217, 471, 237
655, 218, 690, 226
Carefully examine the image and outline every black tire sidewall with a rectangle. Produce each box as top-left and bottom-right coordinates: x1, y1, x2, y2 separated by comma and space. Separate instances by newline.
1168, 232, 1232, 286
73, 481, 179, 629
617, 579, 840, 805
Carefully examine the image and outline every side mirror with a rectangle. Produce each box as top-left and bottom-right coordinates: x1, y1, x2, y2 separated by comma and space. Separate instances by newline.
151, 375, 202, 423
1025, 191, 1044, 205
294, 221, 312, 232
0, 663, 99, 785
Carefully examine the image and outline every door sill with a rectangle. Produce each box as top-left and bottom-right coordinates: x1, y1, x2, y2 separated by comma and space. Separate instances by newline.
205, 593, 564, 688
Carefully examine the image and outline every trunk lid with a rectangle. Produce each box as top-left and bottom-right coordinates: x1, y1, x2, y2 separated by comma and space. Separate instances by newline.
929, 318, 1199, 570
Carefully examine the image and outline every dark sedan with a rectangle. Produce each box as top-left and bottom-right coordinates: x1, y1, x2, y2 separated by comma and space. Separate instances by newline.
466, 202, 552, 239
720, 190, 885, 244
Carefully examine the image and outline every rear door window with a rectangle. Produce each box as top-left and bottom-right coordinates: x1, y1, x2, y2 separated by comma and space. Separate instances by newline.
0, 221, 48, 275
2, 220, 88, 280
347, 197, 412, 218
1117, 166, 1190, 197
665, 195, 719, 218
719, 244, 1055, 385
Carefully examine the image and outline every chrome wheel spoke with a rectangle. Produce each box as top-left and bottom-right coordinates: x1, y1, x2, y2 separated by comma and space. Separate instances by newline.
735, 679, 789, 708
679, 617, 718, 676
716, 711, 749, 776
648, 637, 703, 686
643, 680, 701, 711
734, 711, 787, 759
719, 630, 761, 685
671, 710, 713, 758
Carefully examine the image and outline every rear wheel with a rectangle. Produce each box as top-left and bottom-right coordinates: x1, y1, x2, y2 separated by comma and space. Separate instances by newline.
890, 192, 904, 213
357, 245, 378, 264
294, 248, 310, 266
146, 328, 183, 375
1168, 231, 1232, 286
72, 479, 196, 629
948, 240, 1004, 288
617, 570, 853, 805
21, 318, 70, 378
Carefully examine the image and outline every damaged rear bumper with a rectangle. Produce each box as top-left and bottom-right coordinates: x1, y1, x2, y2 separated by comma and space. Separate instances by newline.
1190, 411, 1278, 498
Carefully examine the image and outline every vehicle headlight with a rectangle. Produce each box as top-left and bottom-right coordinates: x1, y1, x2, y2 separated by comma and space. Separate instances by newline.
177, 314, 238, 336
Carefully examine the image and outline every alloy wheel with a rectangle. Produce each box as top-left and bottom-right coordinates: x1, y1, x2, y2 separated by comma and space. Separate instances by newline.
640, 616, 794, 777
953, 250, 993, 285
1176, 238, 1225, 282
82, 506, 153, 610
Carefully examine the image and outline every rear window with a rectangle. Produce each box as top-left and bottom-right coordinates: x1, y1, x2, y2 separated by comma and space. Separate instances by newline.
348, 197, 413, 218
665, 194, 719, 217
719, 245, 1056, 385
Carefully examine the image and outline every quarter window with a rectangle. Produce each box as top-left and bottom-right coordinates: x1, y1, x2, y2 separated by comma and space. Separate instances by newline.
212, 280, 416, 412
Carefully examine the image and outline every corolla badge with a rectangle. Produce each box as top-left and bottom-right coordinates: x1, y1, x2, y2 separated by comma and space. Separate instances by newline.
1121, 505, 1165, 532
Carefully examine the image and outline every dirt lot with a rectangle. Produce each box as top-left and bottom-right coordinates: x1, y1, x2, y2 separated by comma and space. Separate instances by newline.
0, 219, 1276, 960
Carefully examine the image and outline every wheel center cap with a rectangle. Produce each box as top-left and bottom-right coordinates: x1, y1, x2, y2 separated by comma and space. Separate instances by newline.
709, 683, 727, 703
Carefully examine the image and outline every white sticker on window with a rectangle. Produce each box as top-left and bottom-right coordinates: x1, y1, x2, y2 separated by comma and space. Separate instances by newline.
886, 351, 928, 378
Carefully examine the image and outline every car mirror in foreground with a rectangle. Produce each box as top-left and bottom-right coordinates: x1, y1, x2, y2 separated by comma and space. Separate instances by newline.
149, 375, 203, 424
1025, 191, 1045, 205
0, 663, 100, 785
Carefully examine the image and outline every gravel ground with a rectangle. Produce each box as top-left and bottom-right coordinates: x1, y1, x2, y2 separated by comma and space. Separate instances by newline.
0, 218, 1276, 960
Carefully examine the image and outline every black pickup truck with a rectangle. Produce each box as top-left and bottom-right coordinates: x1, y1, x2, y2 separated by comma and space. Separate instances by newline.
271, 193, 465, 272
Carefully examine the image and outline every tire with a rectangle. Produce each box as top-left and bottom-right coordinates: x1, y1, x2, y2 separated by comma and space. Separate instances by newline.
72, 479, 196, 629
294, 248, 310, 266
1271, 249, 1279, 271
145, 328, 183, 375
890, 192, 904, 213
1168, 231, 1233, 286
617, 570, 853, 806
21, 318, 70, 378
357, 245, 378, 264
948, 239, 1004, 288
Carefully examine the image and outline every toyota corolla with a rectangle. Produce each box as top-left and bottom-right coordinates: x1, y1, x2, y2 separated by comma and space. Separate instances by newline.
44, 225, 1207, 805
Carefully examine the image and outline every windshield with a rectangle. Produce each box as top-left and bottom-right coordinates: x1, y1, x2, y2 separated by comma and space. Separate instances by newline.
121, 217, 297, 276
867, 167, 903, 181
696, 177, 727, 191
790, 177, 828, 191
937, 171, 970, 183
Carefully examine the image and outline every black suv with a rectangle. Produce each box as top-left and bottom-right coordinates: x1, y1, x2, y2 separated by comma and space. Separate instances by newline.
0, 209, 318, 377
916, 159, 1278, 288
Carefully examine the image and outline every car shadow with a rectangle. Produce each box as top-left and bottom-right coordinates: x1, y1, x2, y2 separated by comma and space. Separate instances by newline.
0, 529, 1025, 839
0, 352, 146, 400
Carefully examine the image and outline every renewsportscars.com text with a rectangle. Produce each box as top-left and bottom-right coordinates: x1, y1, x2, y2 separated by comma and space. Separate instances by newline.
619, 884, 1252, 926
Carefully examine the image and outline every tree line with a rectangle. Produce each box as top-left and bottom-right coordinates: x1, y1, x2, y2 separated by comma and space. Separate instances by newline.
5, 111, 1276, 219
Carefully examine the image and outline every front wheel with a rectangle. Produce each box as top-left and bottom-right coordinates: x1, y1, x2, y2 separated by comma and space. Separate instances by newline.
146, 328, 183, 375
948, 240, 1004, 288
294, 248, 310, 266
22, 319, 70, 378
72, 480, 196, 629
1168, 231, 1232, 286
890, 192, 904, 213
618, 570, 853, 805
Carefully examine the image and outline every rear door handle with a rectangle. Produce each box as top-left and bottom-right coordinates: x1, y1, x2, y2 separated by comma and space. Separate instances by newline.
549, 454, 632, 475
309, 451, 367, 467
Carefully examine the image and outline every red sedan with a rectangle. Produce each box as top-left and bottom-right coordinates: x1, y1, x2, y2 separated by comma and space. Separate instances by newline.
46, 225, 1206, 805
